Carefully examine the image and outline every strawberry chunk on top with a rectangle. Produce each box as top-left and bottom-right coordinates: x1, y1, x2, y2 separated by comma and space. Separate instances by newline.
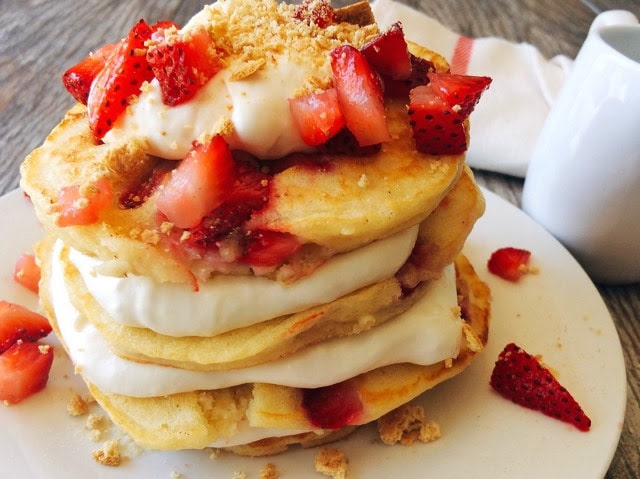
147, 25, 222, 106
427, 72, 492, 119
0, 301, 51, 354
490, 343, 591, 431
289, 88, 345, 146
0, 341, 54, 405
156, 134, 236, 229
361, 22, 411, 80
330, 44, 391, 147
62, 42, 120, 105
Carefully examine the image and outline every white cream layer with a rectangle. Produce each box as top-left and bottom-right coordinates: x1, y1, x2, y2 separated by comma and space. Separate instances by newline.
51, 240, 463, 398
69, 226, 418, 337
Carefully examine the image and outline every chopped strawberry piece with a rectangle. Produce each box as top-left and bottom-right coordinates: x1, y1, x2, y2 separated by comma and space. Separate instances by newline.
490, 343, 592, 431
316, 127, 381, 156
87, 19, 156, 138
408, 85, 467, 155
157, 135, 236, 229
427, 72, 492, 119
119, 161, 174, 209
186, 159, 270, 247
330, 45, 391, 147
487, 247, 532, 282
242, 230, 301, 268
302, 381, 363, 429
147, 25, 222, 106
62, 42, 120, 105
0, 301, 51, 354
383, 54, 435, 97
361, 22, 411, 80
293, 0, 336, 27
13, 253, 41, 293
54, 178, 113, 227
0, 341, 54, 405
289, 88, 345, 146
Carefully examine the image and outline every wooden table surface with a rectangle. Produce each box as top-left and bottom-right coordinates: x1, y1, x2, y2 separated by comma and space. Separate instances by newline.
0, 0, 638, 477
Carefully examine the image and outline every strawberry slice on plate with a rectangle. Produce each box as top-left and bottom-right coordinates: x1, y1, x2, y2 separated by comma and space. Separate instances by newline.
289, 88, 345, 146
147, 25, 222, 106
62, 42, 119, 105
487, 247, 532, 282
156, 134, 236, 229
330, 44, 391, 147
490, 342, 592, 431
13, 253, 41, 293
0, 301, 51, 354
361, 22, 411, 80
0, 341, 54, 405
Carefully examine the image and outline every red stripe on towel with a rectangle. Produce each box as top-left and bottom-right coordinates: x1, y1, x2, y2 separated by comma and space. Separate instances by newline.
450, 36, 473, 74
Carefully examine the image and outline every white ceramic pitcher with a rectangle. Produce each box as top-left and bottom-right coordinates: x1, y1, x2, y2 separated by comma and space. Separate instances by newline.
522, 10, 640, 284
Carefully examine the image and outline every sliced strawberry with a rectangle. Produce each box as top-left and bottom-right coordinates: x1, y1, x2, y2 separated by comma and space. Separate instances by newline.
0, 341, 54, 405
316, 127, 381, 156
427, 72, 492, 119
62, 42, 119, 105
361, 22, 411, 80
293, 0, 336, 28
186, 159, 270, 247
302, 380, 363, 429
13, 253, 41, 293
408, 85, 467, 155
242, 230, 301, 268
383, 54, 436, 97
119, 161, 174, 209
490, 343, 592, 431
87, 19, 156, 138
330, 45, 391, 147
157, 135, 236, 229
487, 247, 532, 282
147, 25, 222, 106
0, 301, 51, 354
54, 178, 113, 227
289, 88, 345, 146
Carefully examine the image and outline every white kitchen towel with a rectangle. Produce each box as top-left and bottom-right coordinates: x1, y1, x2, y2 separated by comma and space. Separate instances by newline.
371, 0, 574, 178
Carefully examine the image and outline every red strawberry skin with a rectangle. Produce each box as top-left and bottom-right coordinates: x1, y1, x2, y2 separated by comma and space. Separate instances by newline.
427, 72, 492, 119
0, 341, 54, 405
361, 22, 411, 80
87, 19, 156, 138
487, 247, 531, 282
490, 343, 591, 432
0, 301, 52, 354
62, 42, 119, 105
408, 85, 467, 155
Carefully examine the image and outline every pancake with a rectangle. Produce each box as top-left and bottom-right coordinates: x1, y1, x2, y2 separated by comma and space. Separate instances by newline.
19, 2, 463, 286
41, 253, 489, 453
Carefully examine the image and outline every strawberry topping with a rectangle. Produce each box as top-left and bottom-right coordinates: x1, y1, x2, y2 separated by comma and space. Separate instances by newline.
293, 0, 336, 28
487, 247, 532, 282
157, 135, 236, 229
490, 343, 592, 431
427, 72, 492, 119
302, 380, 363, 429
241, 230, 301, 268
13, 253, 41, 294
0, 341, 54, 405
54, 178, 113, 227
383, 54, 436, 97
62, 42, 119, 105
147, 25, 222, 106
361, 22, 411, 80
330, 44, 391, 147
0, 301, 51, 354
289, 88, 345, 146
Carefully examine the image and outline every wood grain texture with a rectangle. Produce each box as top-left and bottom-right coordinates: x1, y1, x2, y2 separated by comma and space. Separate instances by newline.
0, 0, 638, 476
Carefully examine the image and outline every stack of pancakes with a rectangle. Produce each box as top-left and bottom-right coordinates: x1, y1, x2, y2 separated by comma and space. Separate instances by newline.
21, 0, 490, 455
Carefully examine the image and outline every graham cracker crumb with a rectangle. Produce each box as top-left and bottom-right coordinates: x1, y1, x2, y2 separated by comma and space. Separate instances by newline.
377, 404, 441, 446
92, 439, 122, 467
260, 462, 279, 479
315, 447, 348, 479
67, 393, 90, 417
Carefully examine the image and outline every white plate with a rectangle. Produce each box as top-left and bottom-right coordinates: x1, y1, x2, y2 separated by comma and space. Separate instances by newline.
0, 187, 626, 479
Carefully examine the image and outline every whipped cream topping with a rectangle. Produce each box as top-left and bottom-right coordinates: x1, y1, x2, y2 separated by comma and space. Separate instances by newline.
104, 59, 313, 160
51, 240, 463, 398
69, 226, 418, 337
